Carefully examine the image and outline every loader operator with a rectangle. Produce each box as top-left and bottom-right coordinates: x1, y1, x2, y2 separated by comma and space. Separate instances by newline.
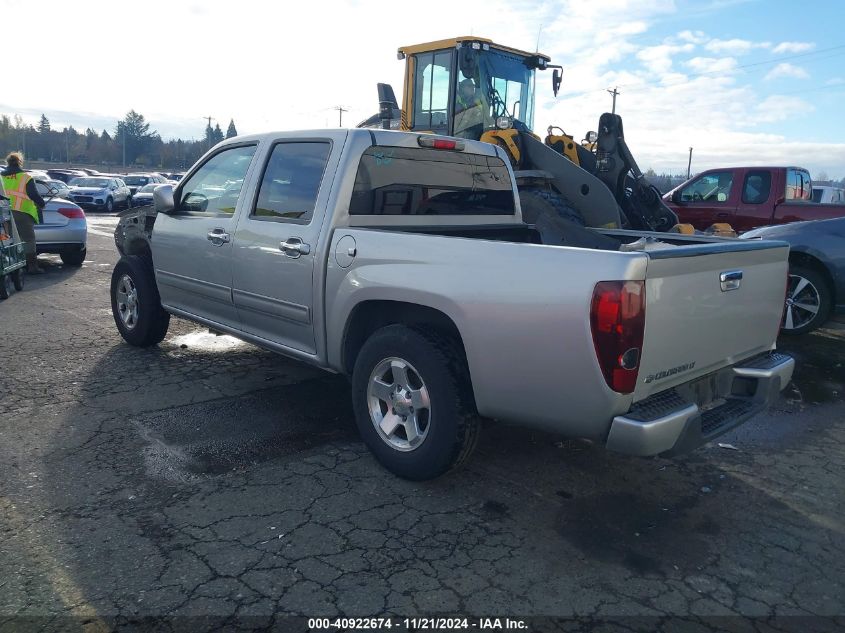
454, 78, 485, 139
2, 152, 46, 274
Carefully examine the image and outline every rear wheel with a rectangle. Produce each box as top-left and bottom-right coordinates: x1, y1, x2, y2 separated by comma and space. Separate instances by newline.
12, 268, 24, 291
0, 274, 11, 299
781, 265, 831, 335
351, 325, 480, 480
60, 247, 86, 267
111, 255, 170, 346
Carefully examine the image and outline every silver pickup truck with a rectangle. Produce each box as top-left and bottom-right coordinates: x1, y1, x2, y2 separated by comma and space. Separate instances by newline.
113, 129, 794, 480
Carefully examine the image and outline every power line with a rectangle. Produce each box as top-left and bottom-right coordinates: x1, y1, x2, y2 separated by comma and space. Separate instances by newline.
557, 43, 845, 100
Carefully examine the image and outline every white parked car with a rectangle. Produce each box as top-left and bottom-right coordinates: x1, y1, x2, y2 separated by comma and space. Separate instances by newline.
812, 186, 845, 204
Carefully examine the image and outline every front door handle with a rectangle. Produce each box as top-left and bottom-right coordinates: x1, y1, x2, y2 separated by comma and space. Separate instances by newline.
207, 228, 230, 246
280, 238, 311, 258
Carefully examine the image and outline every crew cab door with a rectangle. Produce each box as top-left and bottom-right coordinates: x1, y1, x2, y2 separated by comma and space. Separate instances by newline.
231, 133, 343, 354
673, 170, 738, 230
151, 142, 258, 329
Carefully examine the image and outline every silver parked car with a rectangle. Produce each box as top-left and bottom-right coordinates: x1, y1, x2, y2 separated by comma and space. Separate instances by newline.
34, 196, 88, 266
122, 173, 169, 197
68, 176, 131, 212
129, 182, 158, 207
35, 179, 72, 200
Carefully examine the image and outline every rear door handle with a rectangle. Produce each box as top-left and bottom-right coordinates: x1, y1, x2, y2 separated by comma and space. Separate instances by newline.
280, 238, 311, 258
207, 228, 230, 245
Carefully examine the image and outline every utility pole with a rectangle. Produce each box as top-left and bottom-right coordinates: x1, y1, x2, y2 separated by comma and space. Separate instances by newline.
66, 129, 69, 163
122, 125, 126, 168
334, 106, 349, 127
687, 147, 693, 179
607, 87, 620, 114
203, 116, 215, 150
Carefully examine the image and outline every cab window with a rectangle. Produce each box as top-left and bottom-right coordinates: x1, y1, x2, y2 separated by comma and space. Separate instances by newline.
742, 171, 771, 204
679, 171, 734, 203
178, 144, 257, 215
251, 141, 331, 223
412, 50, 452, 131
785, 168, 811, 201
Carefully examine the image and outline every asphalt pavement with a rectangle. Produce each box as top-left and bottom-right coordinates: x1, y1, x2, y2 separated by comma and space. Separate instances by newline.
0, 214, 843, 631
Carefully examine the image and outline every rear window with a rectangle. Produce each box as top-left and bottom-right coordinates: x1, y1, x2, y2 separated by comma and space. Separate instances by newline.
349, 146, 515, 216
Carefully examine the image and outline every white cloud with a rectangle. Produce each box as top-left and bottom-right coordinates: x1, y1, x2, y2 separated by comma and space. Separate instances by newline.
685, 56, 738, 74
677, 30, 708, 45
825, 77, 844, 86
764, 63, 810, 81
753, 95, 814, 123
704, 38, 769, 54
636, 43, 695, 74
772, 41, 815, 54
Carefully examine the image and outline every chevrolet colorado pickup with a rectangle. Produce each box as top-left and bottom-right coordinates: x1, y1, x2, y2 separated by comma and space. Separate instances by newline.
664, 166, 845, 233
112, 129, 794, 480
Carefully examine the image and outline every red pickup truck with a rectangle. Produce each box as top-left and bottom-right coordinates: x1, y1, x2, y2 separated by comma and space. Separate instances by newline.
663, 166, 845, 233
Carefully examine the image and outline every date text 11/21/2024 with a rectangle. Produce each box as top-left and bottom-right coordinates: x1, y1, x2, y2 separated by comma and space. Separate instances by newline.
307, 617, 528, 630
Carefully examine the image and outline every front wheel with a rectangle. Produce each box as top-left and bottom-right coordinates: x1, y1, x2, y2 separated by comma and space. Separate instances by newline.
781, 265, 831, 335
111, 255, 170, 346
105, 197, 114, 213
12, 268, 24, 291
0, 274, 11, 299
351, 325, 480, 480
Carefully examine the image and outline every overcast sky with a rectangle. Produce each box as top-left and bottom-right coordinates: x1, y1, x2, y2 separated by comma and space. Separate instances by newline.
4, 0, 844, 177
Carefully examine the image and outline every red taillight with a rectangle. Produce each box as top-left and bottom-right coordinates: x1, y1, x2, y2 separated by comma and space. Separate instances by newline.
590, 280, 646, 394
417, 136, 465, 151
57, 207, 85, 219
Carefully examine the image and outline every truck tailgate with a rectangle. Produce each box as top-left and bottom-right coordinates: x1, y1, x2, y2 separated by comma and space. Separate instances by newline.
634, 240, 789, 402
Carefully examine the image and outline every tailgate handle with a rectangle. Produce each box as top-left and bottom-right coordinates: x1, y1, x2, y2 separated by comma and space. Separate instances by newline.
720, 270, 743, 292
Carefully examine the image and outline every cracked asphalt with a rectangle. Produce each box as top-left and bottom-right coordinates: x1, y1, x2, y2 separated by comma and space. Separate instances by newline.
1, 215, 843, 630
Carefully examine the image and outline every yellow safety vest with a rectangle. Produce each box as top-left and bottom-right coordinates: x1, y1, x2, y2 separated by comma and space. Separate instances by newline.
1, 171, 39, 223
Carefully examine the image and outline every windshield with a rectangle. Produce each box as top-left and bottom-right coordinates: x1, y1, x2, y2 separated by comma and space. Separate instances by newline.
124, 176, 150, 186
454, 47, 536, 139
70, 177, 110, 188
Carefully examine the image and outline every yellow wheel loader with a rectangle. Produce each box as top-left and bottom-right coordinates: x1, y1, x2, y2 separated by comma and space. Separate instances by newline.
363, 36, 680, 234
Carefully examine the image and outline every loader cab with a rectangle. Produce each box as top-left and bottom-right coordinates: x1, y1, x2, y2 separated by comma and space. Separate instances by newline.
398, 37, 547, 141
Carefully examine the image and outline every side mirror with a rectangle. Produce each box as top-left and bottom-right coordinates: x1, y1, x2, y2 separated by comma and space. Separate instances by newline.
552, 69, 562, 97
153, 184, 175, 214
671, 190, 682, 204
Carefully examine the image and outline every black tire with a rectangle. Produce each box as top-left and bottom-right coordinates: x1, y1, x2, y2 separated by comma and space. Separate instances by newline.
110, 255, 170, 347
105, 197, 114, 213
0, 274, 10, 299
12, 268, 24, 291
781, 265, 831, 336
519, 188, 585, 226
60, 248, 86, 267
351, 325, 481, 480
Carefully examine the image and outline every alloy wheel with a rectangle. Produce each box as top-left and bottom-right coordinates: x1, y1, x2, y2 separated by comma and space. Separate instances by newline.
367, 357, 432, 451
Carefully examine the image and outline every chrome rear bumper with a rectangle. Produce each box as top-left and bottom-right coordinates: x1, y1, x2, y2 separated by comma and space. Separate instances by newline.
606, 352, 794, 456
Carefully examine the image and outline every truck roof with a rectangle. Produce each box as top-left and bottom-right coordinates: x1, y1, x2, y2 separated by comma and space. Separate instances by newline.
215, 128, 506, 159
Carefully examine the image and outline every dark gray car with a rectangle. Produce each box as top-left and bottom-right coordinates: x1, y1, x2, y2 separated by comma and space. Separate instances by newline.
742, 217, 845, 334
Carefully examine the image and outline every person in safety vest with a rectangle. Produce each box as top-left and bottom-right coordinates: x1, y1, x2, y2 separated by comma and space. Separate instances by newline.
456, 78, 482, 113
1, 152, 46, 274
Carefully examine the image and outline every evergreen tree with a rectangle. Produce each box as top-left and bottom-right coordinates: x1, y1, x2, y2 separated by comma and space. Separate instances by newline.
37, 114, 51, 134
226, 119, 238, 138
212, 123, 224, 145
